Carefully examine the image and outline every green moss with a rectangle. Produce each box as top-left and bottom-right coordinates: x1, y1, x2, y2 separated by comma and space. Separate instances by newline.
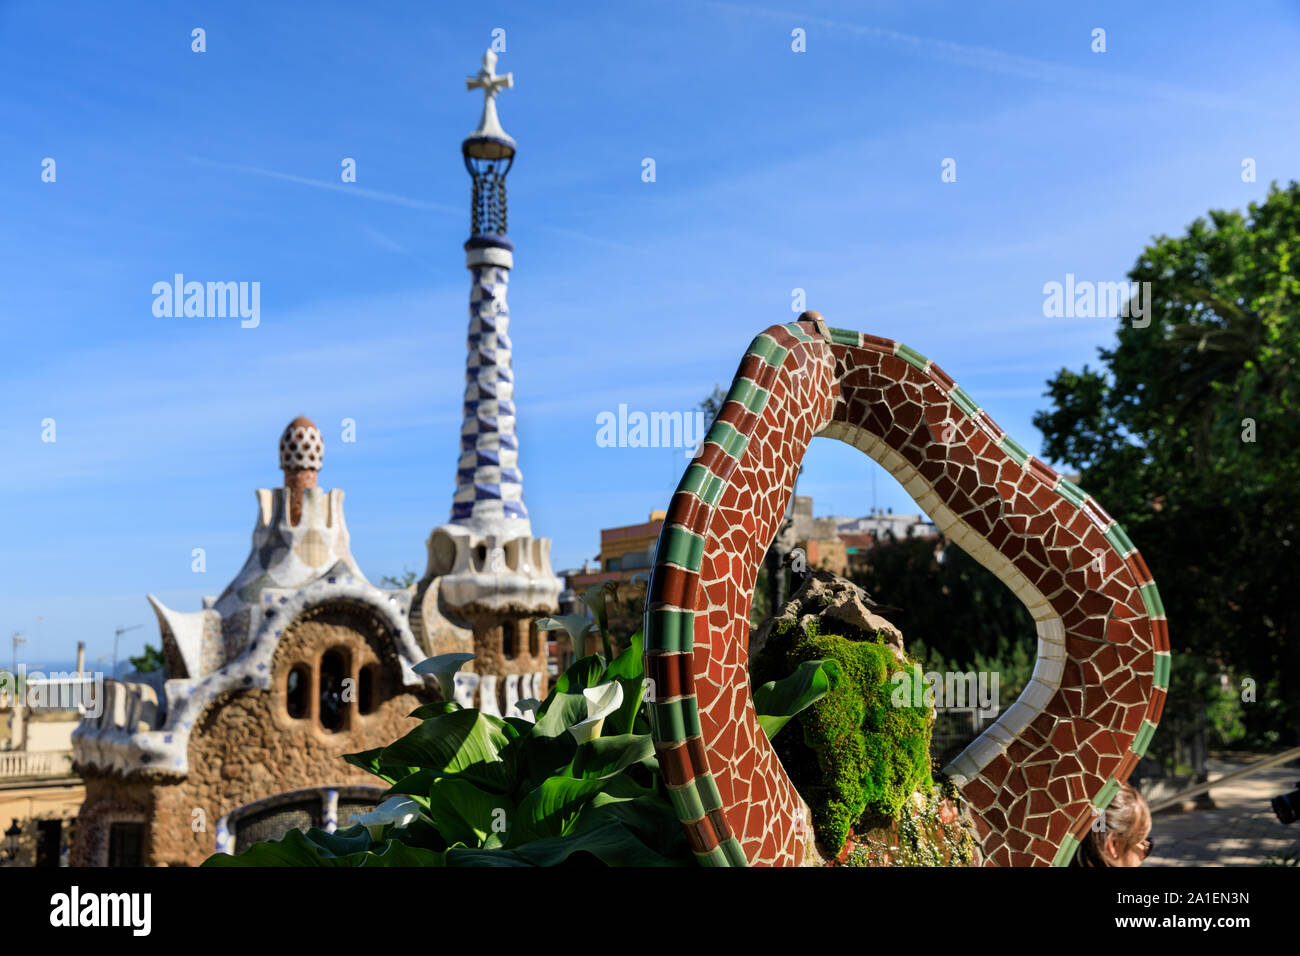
754, 616, 933, 853
844, 779, 977, 867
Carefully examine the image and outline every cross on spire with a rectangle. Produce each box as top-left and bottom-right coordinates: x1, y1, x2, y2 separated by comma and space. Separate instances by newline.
465, 50, 514, 144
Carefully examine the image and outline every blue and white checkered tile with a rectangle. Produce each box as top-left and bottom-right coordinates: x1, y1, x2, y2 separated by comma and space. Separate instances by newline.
451, 262, 532, 533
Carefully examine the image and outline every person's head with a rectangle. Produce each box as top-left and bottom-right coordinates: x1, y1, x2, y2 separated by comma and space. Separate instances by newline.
1072, 783, 1152, 867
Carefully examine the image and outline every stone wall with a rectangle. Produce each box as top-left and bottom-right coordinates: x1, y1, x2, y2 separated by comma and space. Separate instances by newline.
74, 601, 435, 867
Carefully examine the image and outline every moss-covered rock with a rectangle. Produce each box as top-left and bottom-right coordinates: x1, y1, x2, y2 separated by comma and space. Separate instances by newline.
754, 610, 933, 855
844, 777, 980, 867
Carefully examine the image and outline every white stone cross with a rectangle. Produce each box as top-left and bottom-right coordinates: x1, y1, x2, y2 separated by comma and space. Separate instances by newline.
467, 50, 512, 101
466, 50, 514, 141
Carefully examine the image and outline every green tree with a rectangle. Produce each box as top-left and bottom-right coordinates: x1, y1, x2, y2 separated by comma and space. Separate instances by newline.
128, 643, 164, 673
850, 536, 1035, 669
699, 384, 727, 425
380, 568, 418, 589
1033, 181, 1300, 744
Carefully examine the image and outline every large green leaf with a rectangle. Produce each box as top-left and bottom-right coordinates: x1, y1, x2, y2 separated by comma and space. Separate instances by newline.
507, 775, 607, 846
425, 775, 515, 848
504, 692, 584, 792
379, 708, 516, 793
602, 630, 645, 682
384, 768, 436, 811
548, 653, 607, 697
408, 700, 461, 720
602, 632, 647, 735
569, 733, 654, 779
449, 794, 694, 867
507, 734, 655, 845
342, 746, 410, 786
753, 658, 842, 739
532, 690, 589, 738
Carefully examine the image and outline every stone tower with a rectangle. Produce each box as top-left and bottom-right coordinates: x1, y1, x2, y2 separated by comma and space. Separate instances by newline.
411, 50, 561, 716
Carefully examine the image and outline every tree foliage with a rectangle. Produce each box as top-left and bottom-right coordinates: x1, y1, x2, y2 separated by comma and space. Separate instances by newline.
1033, 181, 1300, 744
128, 643, 164, 674
850, 535, 1035, 670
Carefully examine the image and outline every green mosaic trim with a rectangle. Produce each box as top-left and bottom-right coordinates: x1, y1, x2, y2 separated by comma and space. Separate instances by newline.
747, 334, 789, 368
695, 769, 724, 810
726, 376, 769, 415
645, 609, 693, 653
683, 698, 701, 737
720, 836, 749, 867
667, 778, 707, 820
1092, 775, 1121, 810
782, 322, 814, 343
1140, 581, 1166, 619
1104, 521, 1136, 558
694, 845, 729, 867
705, 419, 748, 460
1000, 435, 1030, 466
677, 463, 725, 507
1055, 476, 1086, 509
828, 326, 862, 346
949, 385, 980, 419
896, 342, 929, 371
661, 526, 705, 572
649, 697, 702, 742
1052, 833, 1080, 867
1152, 652, 1171, 690
1131, 718, 1158, 757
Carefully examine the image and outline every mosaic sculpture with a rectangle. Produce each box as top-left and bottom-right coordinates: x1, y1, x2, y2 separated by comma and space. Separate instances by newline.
644, 312, 1168, 866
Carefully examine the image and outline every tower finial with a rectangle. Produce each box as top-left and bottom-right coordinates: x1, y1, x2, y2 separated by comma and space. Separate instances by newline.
464, 49, 515, 156
462, 49, 516, 238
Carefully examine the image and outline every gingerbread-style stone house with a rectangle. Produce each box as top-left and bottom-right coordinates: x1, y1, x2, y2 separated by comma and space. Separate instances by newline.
70, 418, 439, 866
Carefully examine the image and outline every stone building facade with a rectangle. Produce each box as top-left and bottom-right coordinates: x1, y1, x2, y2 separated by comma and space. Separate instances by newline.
70, 419, 439, 866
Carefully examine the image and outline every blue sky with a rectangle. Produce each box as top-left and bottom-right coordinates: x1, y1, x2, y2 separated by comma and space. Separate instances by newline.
1, 0, 1297, 667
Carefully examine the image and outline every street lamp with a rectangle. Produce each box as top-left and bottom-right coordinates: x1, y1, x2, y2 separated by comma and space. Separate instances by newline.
3, 819, 21, 863
10, 633, 25, 678
6, 634, 26, 708
112, 624, 143, 681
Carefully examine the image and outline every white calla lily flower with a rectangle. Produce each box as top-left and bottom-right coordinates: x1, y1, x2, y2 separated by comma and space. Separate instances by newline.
350, 795, 421, 842
413, 652, 476, 700
515, 698, 541, 723
567, 681, 624, 744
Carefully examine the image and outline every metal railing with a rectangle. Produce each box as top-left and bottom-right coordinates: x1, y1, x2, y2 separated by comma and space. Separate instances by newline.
1148, 744, 1300, 813
932, 706, 1000, 767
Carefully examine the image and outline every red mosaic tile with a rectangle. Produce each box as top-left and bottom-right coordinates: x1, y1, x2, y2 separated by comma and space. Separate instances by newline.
644, 320, 1165, 866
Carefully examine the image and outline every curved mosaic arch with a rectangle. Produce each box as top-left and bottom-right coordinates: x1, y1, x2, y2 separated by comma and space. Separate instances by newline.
643, 313, 1168, 867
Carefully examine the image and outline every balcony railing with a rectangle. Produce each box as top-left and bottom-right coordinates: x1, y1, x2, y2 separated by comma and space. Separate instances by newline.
0, 677, 99, 713
0, 750, 75, 779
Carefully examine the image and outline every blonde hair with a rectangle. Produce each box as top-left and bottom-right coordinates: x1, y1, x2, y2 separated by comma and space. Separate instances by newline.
1072, 783, 1151, 867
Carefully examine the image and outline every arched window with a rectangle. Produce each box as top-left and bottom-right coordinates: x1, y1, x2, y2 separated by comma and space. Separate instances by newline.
502, 622, 518, 661
358, 663, 378, 715
528, 620, 540, 658
286, 664, 309, 719
318, 649, 349, 733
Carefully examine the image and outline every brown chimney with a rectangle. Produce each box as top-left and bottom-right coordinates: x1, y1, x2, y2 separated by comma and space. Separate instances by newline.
278, 416, 323, 525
